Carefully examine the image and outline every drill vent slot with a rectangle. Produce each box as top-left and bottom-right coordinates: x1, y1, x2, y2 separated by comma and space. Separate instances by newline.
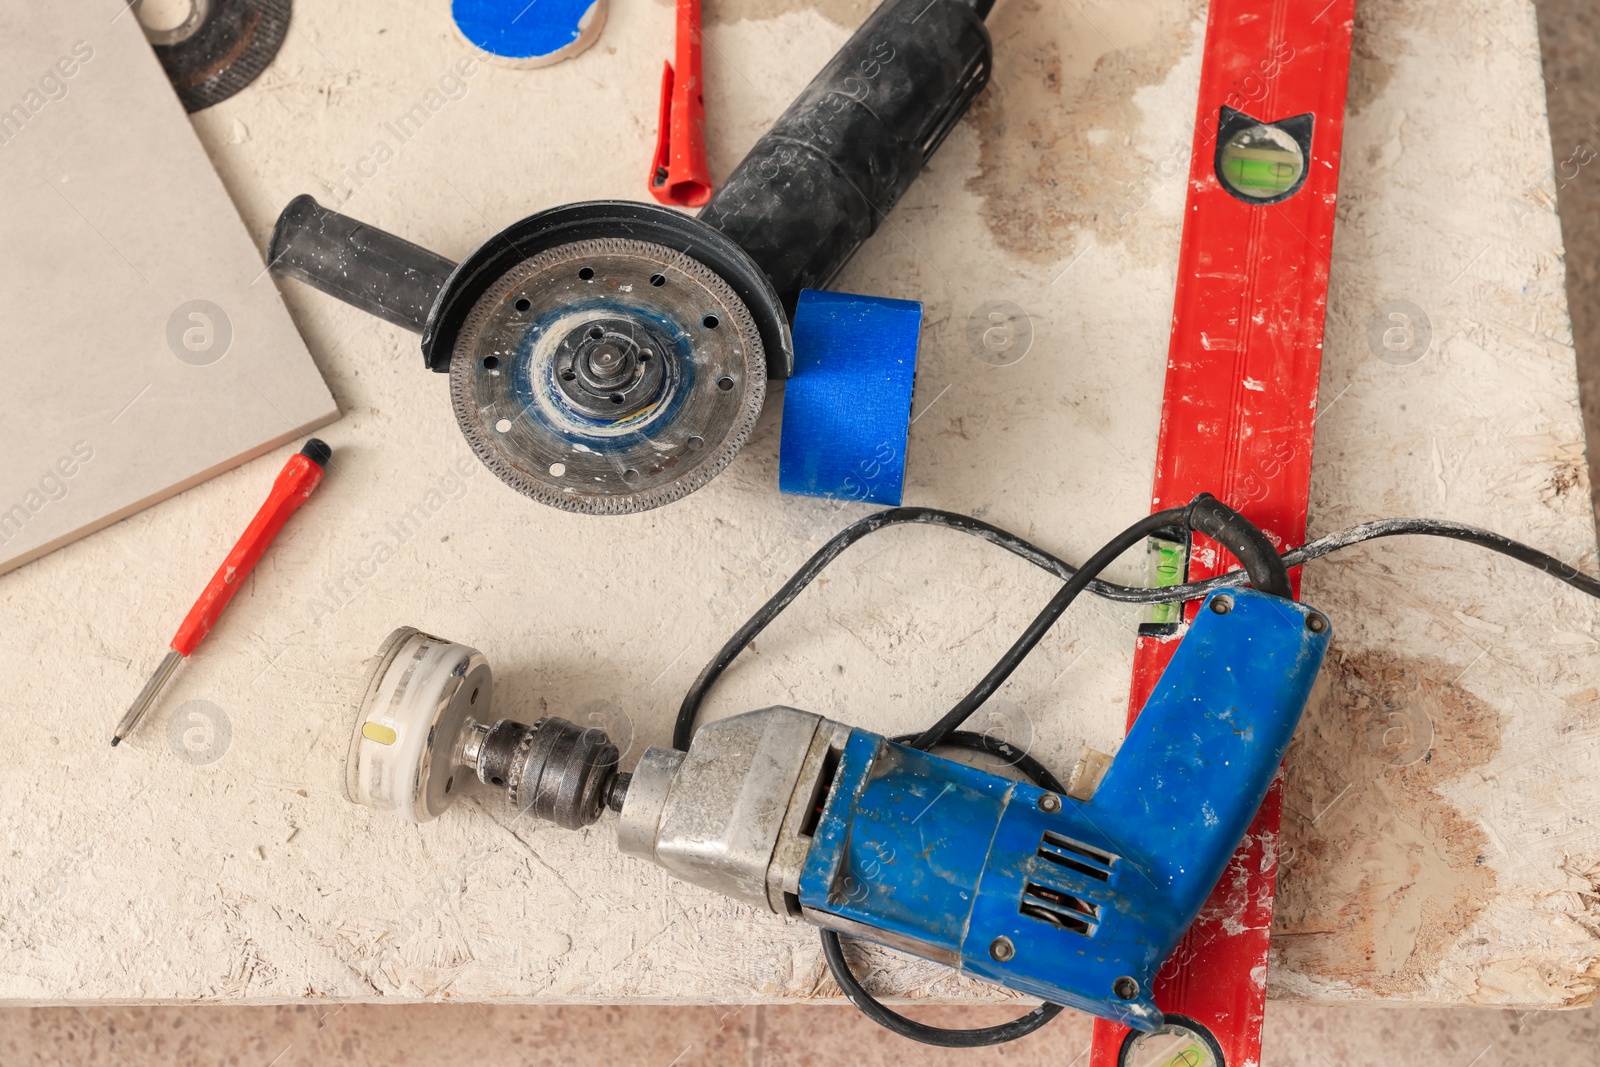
1019, 882, 1099, 936
1037, 831, 1115, 882
799, 744, 842, 840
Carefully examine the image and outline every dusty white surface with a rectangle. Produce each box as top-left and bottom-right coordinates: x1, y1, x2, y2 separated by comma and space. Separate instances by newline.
0, 0, 1596, 1008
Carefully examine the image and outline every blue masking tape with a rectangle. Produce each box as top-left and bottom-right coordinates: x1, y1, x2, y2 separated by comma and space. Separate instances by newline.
453, 0, 605, 63
779, 289, 923, 506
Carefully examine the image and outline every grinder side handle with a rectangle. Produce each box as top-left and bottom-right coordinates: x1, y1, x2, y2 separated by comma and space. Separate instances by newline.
267, 195, 458, 335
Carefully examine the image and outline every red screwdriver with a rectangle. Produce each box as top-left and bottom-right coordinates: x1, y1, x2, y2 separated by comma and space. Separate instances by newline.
111, 438, 332, 746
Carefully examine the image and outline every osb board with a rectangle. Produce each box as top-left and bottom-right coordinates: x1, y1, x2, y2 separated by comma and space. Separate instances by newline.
0, 0, 1595, 1010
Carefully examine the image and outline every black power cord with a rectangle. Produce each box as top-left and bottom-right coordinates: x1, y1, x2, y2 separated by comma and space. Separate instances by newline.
821, 929, 1064, 1047
674, 504, 1600, 748
674, 497, 1600, 1046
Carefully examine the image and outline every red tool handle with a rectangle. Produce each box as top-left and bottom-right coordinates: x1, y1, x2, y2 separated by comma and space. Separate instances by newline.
169, 443, 329, 657
648, 0, 712, 207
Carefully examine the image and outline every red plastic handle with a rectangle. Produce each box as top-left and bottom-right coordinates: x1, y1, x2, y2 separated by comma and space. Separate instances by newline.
170, 451, 326, 657
648, 0, 712, 207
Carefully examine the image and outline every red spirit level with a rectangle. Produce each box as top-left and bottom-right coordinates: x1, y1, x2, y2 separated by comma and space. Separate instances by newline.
1092, 3, 1357, 1065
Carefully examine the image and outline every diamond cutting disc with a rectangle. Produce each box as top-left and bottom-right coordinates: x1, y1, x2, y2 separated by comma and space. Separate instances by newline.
138, 0, 291, 113
450, 238, 767, 515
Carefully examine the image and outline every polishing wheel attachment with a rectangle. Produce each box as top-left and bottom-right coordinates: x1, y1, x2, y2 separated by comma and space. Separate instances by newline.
344, 627, 491, 823
345, 627, 622, 827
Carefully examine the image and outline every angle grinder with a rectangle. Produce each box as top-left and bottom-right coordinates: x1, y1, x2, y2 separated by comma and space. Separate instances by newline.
266, 0, 996, 514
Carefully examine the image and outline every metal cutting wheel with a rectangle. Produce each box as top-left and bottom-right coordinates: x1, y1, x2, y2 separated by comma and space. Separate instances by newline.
137, 0, 293, 113
449, 238, 766, 514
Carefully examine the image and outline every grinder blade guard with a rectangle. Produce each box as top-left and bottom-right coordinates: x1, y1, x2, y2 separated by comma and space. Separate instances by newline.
266, 0, 995, 513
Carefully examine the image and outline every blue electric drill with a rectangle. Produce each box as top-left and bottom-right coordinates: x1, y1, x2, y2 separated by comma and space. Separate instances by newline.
343, 494, 1329, 1049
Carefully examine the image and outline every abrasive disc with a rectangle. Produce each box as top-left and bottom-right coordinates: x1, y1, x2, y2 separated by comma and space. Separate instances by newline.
138, 0, 292, 112
449, 237, 766, 515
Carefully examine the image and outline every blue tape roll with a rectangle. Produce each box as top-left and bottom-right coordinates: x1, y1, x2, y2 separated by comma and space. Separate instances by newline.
453, 0, 606, 63
779, 289, 923, 506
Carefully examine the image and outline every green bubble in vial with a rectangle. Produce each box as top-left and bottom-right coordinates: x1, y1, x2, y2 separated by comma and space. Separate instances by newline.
1157, 1041, 1211, 1067
1219, 123, 1304, 199
1144, 537, 1188, 626
1123, 1031, 1218, 1067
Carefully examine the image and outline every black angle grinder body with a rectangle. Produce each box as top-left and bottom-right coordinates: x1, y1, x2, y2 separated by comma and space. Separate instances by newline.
269, 0, 995, 514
